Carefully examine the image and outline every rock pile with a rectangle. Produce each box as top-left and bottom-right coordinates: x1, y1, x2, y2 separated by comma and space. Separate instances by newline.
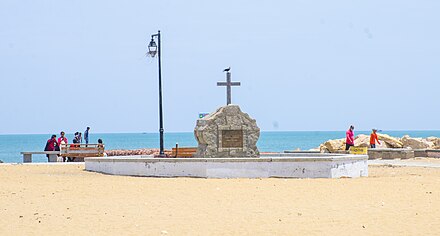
319, 134, 440, 153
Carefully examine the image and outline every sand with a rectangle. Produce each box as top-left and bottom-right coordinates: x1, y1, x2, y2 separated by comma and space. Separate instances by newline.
1, 163, 439, 235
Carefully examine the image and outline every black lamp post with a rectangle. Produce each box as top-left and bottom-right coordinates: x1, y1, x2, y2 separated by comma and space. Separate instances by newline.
148, 30, 165, 157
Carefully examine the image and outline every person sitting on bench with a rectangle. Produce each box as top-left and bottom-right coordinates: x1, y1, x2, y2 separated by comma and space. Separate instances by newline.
44, 135, 58, 161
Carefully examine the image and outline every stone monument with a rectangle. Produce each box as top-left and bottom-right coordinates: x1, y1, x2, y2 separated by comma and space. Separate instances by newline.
194, 105, 260, 158
194, 69, 260, 158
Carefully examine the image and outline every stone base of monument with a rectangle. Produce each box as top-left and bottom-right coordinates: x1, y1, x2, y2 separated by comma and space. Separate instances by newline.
84, 153, 368, 178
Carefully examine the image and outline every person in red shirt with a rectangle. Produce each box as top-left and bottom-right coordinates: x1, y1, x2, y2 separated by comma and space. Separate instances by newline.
44, 135, 58, 161
45, 135, 58, 151
345, 125, 355, 150
370, 129, 381, 148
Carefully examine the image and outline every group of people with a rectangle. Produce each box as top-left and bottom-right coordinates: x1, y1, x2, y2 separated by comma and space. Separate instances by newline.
71, 127, 91, 144
345, 125, 381, 150
44, 127, 92, 156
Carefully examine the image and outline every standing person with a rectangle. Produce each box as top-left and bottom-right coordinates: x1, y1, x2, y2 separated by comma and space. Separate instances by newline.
84, 127, 90, 144
57, 131, 68, 162
345, 125, 355, 151
44, 135, 58, 160
78, 132, 83, 143
58, 131, 68, 145
370, 129, 381, 148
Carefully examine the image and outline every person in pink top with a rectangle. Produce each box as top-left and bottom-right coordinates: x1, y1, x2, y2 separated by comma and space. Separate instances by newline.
58, 131, 68, 145
57, 131, 68, 162
345, 125, 355, 150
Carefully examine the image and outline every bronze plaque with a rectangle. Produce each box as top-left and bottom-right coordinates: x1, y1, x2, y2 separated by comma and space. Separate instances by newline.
221, 130, 243, 148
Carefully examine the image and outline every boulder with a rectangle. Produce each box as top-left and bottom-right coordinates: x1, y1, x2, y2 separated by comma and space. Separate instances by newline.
426, 136, 438, 142
354, 134, 370, 147
427, 137, 440, 149
376, 141, 390, 149
322, 138, 345, 153
401, 135, 434, 149
377, 133, 403, 148
319, 144, 330, 153
423, 138, 436, 149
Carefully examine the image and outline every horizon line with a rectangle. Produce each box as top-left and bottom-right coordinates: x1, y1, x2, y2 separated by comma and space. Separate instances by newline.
1, 129, 440, 136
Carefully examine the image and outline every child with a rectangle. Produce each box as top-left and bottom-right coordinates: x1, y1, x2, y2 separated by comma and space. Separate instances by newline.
98, 139, 107, 157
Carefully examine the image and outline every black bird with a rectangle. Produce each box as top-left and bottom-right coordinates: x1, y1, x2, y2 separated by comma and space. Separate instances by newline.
223, 67, 231, 72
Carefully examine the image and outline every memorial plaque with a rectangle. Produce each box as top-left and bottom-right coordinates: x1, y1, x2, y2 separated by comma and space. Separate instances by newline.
222, 130, 243, 148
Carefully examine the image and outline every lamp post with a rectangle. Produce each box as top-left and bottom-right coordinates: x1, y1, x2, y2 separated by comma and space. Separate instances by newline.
148, 30, 165, 157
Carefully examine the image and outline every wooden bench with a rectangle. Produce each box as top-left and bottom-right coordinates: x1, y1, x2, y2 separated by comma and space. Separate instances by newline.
60, 144, 105, 162
21, 151, 60, 163
171, 147, 197, 158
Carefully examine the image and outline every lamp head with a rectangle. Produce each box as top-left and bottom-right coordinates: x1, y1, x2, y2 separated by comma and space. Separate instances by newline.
148, 38, 158, 57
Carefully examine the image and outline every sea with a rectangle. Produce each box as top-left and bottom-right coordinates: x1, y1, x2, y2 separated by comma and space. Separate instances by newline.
1, 131, 440, 163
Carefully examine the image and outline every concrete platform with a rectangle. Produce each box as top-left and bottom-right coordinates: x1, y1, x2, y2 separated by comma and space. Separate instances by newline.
84, 153, 368, 178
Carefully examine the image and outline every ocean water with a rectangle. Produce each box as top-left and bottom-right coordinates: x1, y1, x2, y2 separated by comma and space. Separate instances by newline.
1, 131, 439, 163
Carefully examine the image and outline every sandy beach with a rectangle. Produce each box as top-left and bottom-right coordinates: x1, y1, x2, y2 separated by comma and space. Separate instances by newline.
1, 163, 439, 235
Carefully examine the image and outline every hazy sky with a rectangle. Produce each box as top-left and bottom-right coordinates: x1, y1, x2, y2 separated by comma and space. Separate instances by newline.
1, 0, 439, 134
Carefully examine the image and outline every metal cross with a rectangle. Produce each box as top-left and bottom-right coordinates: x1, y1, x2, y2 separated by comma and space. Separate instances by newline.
217, 71, 241, 105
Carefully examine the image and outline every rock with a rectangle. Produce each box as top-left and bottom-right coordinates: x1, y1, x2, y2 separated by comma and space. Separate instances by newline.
319, 144, 329, 153
427, 137, 440, 149
322, 138, 345, 153
0, 159, 3, 163
194, 105, 260, 158
426, 136, 438, 142
401, 135, 434, 149
377, 133, 403, 148
423, 139, 436, 149
376, 140, 389, 148
354, 134, 370, 147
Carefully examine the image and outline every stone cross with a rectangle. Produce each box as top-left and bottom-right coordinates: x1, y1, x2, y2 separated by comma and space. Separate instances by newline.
217, 71, 240, 105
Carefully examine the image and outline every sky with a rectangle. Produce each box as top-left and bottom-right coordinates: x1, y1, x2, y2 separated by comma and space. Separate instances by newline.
1, 0, 439, 134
